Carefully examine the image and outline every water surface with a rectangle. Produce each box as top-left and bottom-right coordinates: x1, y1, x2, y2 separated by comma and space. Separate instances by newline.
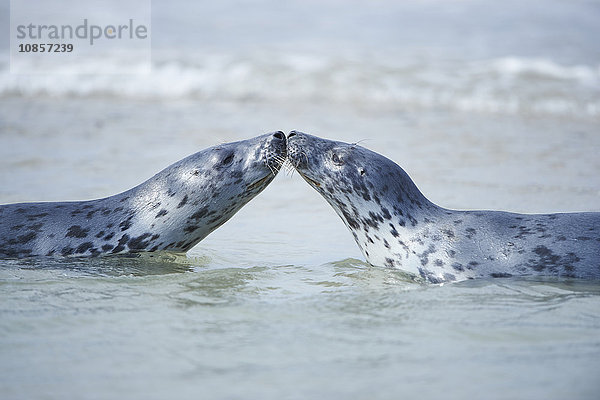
1, 0, 599, 399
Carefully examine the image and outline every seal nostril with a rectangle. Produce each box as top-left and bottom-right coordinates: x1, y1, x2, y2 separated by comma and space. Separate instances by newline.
288, 131, 297, 138
273, 131, 284, 140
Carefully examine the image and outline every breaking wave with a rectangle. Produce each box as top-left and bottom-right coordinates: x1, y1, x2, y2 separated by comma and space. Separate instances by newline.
1, 52, 598, 119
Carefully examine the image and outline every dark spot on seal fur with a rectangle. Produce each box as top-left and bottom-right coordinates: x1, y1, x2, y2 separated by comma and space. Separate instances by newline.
76, 242, 94, 254
389, 223, 399, 237
465, 228, 476, 239
104, 232, 115, 241
177, 195, 189, 208
381, 207, 392, 220
490, 273, 513, 278
443, 273, 456, 282
442, 229, 455, 239
452, 262, 464, 272
28, 212, 49, 220
17, 232, 37, 244
363, 212, 382, 229
184, 225, 199, 233
112, 234, 130, 253
128, 233, 153, 250
189, 207, 209, 222
155, 209, 168, 218
467, 261, 479, 269
526, 246, 581, 274
102, 244, 114, 252
208, 215, 224, 225
28, 223, 43, 232
418, 268, 443, 284
407, 214, 418, 227
66, 225, 89, 238
514, 226, 535, 239
61, 246, 75, 256
119, 217, 133, 231
341, 208, 361, 230
418, 244, 436, 266
95, 231, 105, 238
530, 246, 559, 271
384, 258, 395, 268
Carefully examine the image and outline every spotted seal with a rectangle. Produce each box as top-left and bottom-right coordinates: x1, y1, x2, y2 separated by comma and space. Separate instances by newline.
287, 131, 600, 283
0, 132, 287, 258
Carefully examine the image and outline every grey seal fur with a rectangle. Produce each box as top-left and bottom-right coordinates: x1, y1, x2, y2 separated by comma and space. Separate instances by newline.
287, 131, 600, 283
0, 132, 287, 258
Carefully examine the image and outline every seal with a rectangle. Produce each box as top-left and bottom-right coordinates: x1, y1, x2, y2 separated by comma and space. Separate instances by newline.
287, 131, 600, 283
0, 132, 287, 258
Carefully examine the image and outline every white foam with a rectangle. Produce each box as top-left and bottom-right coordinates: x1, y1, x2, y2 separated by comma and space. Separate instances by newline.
488, 57, 599, 85
1, 53, 598, 119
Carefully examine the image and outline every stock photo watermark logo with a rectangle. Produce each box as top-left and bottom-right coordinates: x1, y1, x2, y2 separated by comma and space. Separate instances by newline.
16, 19, 148, 46
10, 0, 151, 74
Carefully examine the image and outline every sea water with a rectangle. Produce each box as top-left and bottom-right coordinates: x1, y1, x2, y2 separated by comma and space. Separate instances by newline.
0, 1, 599, 399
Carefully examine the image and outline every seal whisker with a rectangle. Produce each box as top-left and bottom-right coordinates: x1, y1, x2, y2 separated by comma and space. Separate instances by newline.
350, 139, 371, 149
273, 155, 287, 166
282, 159, 296, 176
266, 161, 277, 177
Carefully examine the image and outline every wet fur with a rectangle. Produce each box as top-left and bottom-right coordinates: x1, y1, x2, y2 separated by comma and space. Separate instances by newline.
0, 132, 287, 258
288, 131, 600, 283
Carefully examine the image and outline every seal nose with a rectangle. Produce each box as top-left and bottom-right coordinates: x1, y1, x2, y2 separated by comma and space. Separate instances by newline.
273, 131, 285, 141
288, 131, 298, 138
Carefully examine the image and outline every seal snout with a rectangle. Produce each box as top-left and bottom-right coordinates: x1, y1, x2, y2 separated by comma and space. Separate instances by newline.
263, 131, 287, 175
272, 131, 286, 141
286, 131, 307, 169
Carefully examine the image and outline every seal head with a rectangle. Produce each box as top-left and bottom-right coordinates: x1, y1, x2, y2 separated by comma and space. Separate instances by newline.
288, 130, 600, 282
0, 131, 287, 258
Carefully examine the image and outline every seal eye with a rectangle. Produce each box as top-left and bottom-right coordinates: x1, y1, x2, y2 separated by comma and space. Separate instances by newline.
332, 153, 344, 166
221, 153, 234, 165
359, 168, 366, 176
